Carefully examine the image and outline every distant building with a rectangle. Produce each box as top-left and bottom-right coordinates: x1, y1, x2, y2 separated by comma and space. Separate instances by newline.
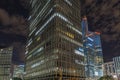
13, 65, 24, 80
81, 17, 103, 80
103, 61, 116, 77
113, 56, 120, 79
0, 47, 13, 80
25, 0, 85, 80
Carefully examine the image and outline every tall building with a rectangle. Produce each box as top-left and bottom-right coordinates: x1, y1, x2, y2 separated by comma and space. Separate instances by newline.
0, 47, 13, 80
25, 0, 85, 80
113, 56, 120, 80
94, 32, 103, 78
81, 17, 103, 80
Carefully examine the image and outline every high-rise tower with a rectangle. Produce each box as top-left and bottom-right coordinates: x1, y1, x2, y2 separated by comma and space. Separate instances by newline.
25, 0, 85, 80
81, 17, 103, 80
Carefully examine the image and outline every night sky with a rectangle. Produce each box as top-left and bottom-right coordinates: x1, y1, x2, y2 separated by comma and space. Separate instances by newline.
0, 0, 120, 64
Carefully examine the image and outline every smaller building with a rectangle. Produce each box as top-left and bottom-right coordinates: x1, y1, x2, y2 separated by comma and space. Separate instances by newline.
113, 56, 120, 79
13, 65, 24, 80
0, 47, 13, 80
103, 61, 116, 78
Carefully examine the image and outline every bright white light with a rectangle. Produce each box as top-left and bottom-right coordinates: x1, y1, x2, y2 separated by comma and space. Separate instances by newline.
28, 16, 31, 20
35, 12, 72, 35
88, 37, 94, 41
31, 60, 44, 68
27, 38, 33, 47
74, 50, 84, 56
95, 71, 98, 76
75, 60, 84, 65
113, 75, 117, 78
37, 47, 44, 52
33, 47, 44, 55
88, 43, 92, 46
25, 51, 28, 54
79, 48, 84, 52
64, 0, 72, 6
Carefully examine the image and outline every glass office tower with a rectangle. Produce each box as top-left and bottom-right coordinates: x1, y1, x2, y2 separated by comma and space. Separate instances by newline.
81, 17, 103, 80
94, 32, 103, 78
25, 0, 85, 80
0, 47, 13, 80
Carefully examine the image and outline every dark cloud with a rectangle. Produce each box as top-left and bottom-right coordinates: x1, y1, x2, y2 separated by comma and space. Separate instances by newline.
0, 0, 29, 64
82, 0, 120, 62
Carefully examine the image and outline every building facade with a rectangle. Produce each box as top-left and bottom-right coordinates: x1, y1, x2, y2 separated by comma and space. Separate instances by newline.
0, 47, 13, 80
81, 17, 103, 80
103, 61, 117, 78
25, 0, 85, 80
13, 65, 24, 80
113, 56, 120, 80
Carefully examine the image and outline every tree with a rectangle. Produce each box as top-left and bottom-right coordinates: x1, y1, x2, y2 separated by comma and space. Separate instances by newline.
98, 75, 114, 80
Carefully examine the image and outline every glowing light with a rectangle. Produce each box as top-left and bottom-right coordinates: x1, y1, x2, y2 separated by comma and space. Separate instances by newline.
95, 32, 100, 35
79, 48, 84, 52
35, 12, 72, 35
64, 0, 72, 6
88, 43, 93, 47
74, 50, 84, 56
88, 37, 94, 41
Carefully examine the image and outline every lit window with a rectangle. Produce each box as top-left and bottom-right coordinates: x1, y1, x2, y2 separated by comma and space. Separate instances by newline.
64, 0, 72, 6
31, 60, 44, 68
88, 43, 93, 47
79, 48, 84, 52
87, 37, 94, 42
67, 24, 82, 35
36, 37, 40, 41
35, 12, 73, 35
74, 50, 84, 56
27, 39, 33, 47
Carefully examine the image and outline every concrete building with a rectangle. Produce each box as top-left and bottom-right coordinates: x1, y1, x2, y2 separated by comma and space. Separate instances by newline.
103, 61, 117, 79
113, 56, 120, 80
25, 0, 85, 80
0, 47, 13, 80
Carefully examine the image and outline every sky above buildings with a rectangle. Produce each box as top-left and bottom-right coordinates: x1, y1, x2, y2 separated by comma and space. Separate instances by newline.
0, 0, 120, 64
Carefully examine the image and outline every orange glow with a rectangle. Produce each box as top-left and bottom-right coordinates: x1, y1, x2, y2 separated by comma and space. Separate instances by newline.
95, 32, 100, 35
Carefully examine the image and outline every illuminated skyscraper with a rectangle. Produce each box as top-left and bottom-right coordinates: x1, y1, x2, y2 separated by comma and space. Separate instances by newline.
25, 0, 85, 80
81, 17, 103, 80
0, 47, 13, 80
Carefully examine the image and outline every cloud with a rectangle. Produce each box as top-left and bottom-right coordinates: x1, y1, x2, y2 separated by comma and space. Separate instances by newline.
0, 8, 28, 36
113, 23, 120, 33
0, 0, 29, 64
0, 9, 10, 26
